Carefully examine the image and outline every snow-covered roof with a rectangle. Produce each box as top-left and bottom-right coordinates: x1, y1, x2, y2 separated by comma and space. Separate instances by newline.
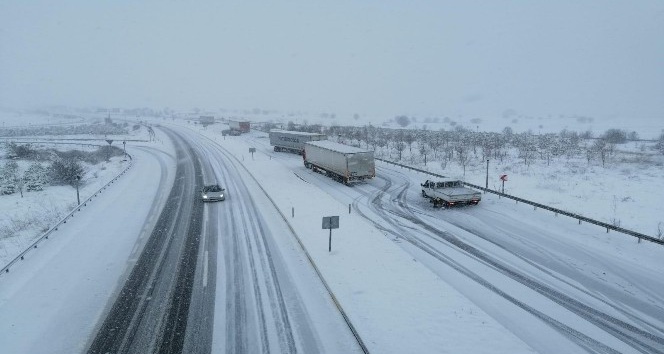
306, 140, 372, 154
269, 129, 325, 137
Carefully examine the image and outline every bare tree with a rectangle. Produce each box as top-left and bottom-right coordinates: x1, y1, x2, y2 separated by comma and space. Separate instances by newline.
395, 115, 411, 128
602, 128, 627, 144
455, 144, 470, 178
404, 131, 416, 154
419, 142, 431, 165
656, 132, 664, 155
592, 138, 608, 167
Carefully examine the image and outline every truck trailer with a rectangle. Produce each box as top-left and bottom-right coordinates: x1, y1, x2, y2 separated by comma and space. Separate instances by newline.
199, 116, 215, 125
421, 179, 481, 207
269, 129, 326, 154
228, 120, 250, 134
303, 140, 375, 185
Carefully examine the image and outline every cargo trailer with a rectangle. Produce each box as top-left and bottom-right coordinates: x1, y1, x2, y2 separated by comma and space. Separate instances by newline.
269, 129, 326, 154
303, 140, 375, 184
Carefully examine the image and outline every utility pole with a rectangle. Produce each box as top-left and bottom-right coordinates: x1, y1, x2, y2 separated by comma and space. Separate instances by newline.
105, 139, 114, 161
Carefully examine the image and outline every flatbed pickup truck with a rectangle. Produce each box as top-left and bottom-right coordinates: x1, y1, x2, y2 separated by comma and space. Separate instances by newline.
421, 179, 481, 207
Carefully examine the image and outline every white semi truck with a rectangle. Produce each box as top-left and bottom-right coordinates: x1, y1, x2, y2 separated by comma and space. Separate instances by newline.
269, 129, 326, 154
421, 179, 481, 207
303, 140, 375, 185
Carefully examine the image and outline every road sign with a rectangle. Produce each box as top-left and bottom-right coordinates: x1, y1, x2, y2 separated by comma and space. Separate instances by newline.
500, 174, 508, 193
322, 216, 339, 229
322, 216, 339, 252
249, 148, 256, 153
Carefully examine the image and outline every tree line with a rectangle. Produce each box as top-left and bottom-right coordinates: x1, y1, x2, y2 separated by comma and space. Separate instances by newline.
317, 125, 664, 171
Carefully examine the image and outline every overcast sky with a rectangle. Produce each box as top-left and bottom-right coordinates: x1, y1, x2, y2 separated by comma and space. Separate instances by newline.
1, 1, 663, 120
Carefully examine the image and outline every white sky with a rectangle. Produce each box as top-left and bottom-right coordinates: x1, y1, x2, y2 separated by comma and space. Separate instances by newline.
1, 1, 663, 120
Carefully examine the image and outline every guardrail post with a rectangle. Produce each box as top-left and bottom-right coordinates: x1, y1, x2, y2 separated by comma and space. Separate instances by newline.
606, 227, 610, 233
349, 204, 351, 214
292, 207, 295, 218
578, 219, 582, 225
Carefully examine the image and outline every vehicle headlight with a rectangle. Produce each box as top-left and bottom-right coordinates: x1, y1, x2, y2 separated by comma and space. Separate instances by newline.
203, 195, 208, 198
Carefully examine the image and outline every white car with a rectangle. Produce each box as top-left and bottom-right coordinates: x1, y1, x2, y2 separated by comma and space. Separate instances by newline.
201, 184, 226, 202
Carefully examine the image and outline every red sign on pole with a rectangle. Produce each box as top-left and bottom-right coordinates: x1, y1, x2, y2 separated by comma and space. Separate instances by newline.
499, 174, 508, 193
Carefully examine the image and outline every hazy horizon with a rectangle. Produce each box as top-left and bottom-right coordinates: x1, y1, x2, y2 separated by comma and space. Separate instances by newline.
2, 1, 663, 121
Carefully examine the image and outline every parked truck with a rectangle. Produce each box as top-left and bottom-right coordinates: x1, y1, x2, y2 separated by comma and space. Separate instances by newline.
228, 120, 250, 134
269, 129, 326, 154
303, 140, 375, 184
199, 116, 215, 125
421, 179, 481, 207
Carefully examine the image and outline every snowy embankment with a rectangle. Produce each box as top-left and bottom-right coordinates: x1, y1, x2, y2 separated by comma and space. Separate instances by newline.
0, 154, 129, 268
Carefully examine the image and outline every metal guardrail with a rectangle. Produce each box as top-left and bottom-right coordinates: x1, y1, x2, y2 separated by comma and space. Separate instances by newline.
376, 157, 664, 245
1, 154, 134, 276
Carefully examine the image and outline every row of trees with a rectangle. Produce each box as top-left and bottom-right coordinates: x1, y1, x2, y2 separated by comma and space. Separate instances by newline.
319, 125, 660, 173
0, 122, 129, 137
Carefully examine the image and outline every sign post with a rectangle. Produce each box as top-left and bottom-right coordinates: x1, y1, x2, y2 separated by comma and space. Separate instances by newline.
105, 139, 114, 161
322, 216, 339, 252
75, 175, 81, 205
249, 147, 256, 160
499, 174, 508, 193
485, 159, 489, 190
